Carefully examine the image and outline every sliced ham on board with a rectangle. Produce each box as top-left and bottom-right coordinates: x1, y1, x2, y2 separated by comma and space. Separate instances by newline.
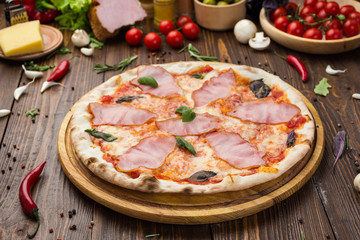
156, 113, 218, 136
88, 0, 147, 41
192, 69, 235, 107
206, 132, 265, 169
228, 101, 300, 124
117, 135, 176, 171
131, 66, 182, 98
89, 103, 157, 126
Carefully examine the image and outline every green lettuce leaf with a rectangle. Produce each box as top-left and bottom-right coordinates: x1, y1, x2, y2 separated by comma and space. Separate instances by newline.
314, 78, 332, 96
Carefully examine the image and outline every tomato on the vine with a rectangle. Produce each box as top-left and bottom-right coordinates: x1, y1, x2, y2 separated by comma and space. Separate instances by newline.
348, 11, 360, 25
182, 22, 200, 39
325, 28, 343, 40
274, 16, 291, 32
159, 20, 175, 35
304, 0, 317, 7
303, 15, 320, 29
144, 32, 162, 51
343, 19, 360, 37
324, 1, 340, 16
125, 28, 143, 46
317, 9, 328, 19
176, 16, 192, 28
323, 18, 342, 30
287, 21, 304, 37
286, 2, 298, 16
270, 7, 287, 22
314, 1, 327, 12
339, 5, 356, 17
300, 5, 316, 18
166, 30, 183, 48
304, 28, 323, 39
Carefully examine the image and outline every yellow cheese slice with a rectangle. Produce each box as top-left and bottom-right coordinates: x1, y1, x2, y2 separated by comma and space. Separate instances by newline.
0, 20, 43, 57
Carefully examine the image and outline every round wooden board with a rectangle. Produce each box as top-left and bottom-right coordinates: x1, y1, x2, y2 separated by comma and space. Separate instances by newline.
57, 91, 324, 225
0, 25, 63, 61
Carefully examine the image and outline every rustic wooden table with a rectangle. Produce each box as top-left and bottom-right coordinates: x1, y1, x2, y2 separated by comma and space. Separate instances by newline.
1, 5, 360, 240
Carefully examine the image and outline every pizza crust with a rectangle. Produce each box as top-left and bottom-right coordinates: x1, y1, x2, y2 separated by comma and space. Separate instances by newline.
70, 62, 315, 194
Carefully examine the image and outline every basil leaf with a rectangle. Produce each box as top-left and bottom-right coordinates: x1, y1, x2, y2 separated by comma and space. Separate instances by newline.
85, 129, 118, 142
137, 76, 158, 88
249, 79, 271, 99
188, 170, 216, 182
332, 131, 346, 169
176, 137, 196, 155
176, 106, 196, 122
286, 129, 296, 147
191, 73, 205, 79
116, 95, 143, 104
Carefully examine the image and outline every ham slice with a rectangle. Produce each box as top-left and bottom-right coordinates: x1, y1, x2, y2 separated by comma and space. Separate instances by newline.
156, 114, 218, 136
117, 135, 176, 171
229, 101, 300, 124
131, 66, 182, 97
192, 70, 235, 107
90, 103, 157, 126
88, 0, 147, 41
206, 132, 265, 169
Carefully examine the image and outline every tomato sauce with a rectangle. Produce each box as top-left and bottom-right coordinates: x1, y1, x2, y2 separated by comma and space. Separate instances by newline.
286, 116, 307, 128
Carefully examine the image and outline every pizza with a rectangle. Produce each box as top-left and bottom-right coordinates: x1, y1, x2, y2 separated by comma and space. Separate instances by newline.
70, 61, 315, 194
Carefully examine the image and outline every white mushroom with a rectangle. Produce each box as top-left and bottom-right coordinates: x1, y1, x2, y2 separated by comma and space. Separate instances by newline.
249, 32, 271, 50
326, 65, 347, 75
354, 173, 360, 191
234, 19, 257, 44
71, 29, 90, 47
80, 47, 94, 56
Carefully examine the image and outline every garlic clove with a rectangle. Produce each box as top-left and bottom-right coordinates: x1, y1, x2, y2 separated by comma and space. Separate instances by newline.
352, 93, 360, 100
80, 47, 94, 56
354, 173, 360, 191
71, 29, 90, 47
249, 32, 271, 51
0, 109, 11, 117
22, 65, 43, 79
41, 81, 64, 93
14, 78, 35, 101
326, 65, 347, 75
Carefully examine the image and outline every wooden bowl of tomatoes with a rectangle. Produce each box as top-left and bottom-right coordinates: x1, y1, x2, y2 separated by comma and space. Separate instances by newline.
259, 0, 360, 54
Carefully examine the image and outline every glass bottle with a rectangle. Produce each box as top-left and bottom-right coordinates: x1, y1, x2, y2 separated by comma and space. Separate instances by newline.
153, 0, 175, 28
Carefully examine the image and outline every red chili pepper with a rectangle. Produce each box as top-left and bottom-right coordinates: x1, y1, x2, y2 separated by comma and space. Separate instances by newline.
47, 60, 70, 82
274, 52, 308, 82
14, 0, 58, 24
19, 161, 46, 239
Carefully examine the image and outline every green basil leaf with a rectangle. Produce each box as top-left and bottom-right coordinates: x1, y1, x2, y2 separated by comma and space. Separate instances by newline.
137, 76, 158, 88
176, 106, 196, 122
191, 73, 205, 79
85, 129, 118, 142
176, 137, 196, 155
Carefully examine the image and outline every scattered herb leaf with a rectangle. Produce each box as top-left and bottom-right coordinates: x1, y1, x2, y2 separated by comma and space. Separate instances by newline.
89, 33, 104, 49
249, 79, 271, 99
25, 108, 40, 120
145, 233, 160, 238
178, 44, 218, 62
301, 232, 306, 240
188, 170, 216, 182
314, 78, 331, 96
137, 76, 158, 88
25, 61, 55, 71
85, 129, 118, 142
94, 55, 138, 73
176, 106, 196, 122
332, 131, 346, 169
116, 95, 143, 104
176, 137, 196, 155
191, 73, 205, 79
46, 47, 72, 60
286, 129, 296, 147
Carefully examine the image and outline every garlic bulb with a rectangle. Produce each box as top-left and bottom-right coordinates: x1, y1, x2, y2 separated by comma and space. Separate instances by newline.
71, 29, 90, 47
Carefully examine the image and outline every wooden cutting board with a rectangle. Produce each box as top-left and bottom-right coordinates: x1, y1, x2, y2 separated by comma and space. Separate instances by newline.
57, 91, 324, 224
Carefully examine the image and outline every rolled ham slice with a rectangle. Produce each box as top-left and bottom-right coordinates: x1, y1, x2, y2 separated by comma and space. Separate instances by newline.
206, 132, 265, 169
90, 103, 157, 126
229, 101, 300, 124
192, 69, 235, 107
132, 66, 182, 98
117, 135, 176, 171
156, 114, 218, 136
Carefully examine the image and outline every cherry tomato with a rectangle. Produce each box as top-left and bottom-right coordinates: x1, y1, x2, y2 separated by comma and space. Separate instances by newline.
303, 15, 320, 29
125, 28, 143, 46
339, 5, 356, 17
176, 16, 192, 28
317, 9, 328, 19
166, 30, 184, 48
270, 7, 288, 22
314, 1, 327, 12
304, 0, 317, 7
159, 20, 175, 35
182, 22, 200, 39
274, 16, 291, 32
144, 32, 162, 51
324, 1, 340, 16
325, 28, 343, 40
287, 21, 304, 37
304, 28, 323, 39
286, 2, 298, 16
323, 18, 342, 30
343, 19, 360, 37
300, 5, 316, 18
348, 11, 360, 25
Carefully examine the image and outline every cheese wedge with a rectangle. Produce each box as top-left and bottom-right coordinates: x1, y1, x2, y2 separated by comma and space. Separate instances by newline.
0, 20, 43, 57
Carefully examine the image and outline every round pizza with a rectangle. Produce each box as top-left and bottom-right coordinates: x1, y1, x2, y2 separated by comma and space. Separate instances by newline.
70, 62, 315, 194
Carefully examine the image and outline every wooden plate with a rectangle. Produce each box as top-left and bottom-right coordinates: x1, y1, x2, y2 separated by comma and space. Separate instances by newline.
259, 0, 360, 54
57, 91, 324, 224
0, 25, 63, 61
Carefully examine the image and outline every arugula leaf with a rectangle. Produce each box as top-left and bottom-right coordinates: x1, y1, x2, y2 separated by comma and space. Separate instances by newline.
176, 137, 196, 155
85, 129, 118, 142
176, 106, 196, 122
137, 76, 158, 88
314, 78, 332, 96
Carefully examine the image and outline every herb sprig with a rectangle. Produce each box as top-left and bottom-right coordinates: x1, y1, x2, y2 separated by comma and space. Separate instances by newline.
89, 33, 104, 49
46, 47, 72, 60
25, 61, 55, 71
94, 55, 138, 73
178, 44, 218, 62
